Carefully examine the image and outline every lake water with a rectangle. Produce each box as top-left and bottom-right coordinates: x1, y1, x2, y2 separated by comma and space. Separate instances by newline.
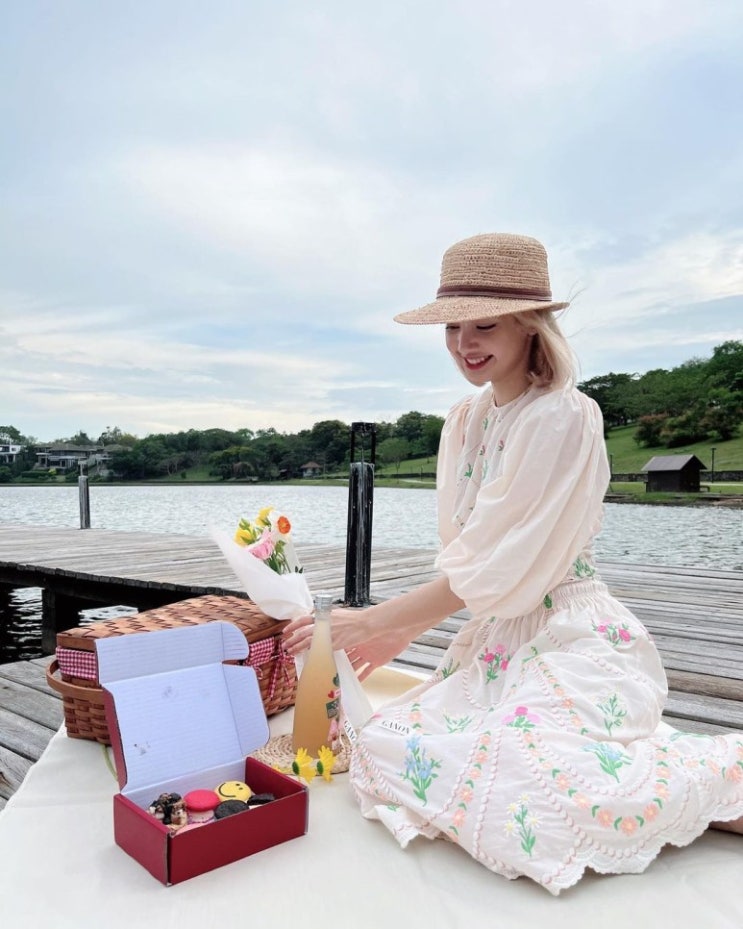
0, 484, 741, 663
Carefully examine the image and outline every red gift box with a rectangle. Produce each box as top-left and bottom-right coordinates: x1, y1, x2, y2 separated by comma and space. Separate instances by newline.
98, 622, 308, 885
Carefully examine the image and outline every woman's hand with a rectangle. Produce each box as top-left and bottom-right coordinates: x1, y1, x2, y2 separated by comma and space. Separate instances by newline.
282, 576, 465, 680
282, 605, 415, 681
282, 606, 373, 656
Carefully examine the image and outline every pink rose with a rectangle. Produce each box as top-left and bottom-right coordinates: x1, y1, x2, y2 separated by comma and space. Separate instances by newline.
619, 628, 631, 642
249, 530, 275, 561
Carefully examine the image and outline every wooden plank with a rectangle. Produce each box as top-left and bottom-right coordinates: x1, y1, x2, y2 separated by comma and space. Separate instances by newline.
0, 677, 64, 730
0, 746, 34, 803
660, 715, 736, 737
0, 706, 58, 761
665, 668, 743, 701
664, 691, 743, 730
0, 657, 60, 698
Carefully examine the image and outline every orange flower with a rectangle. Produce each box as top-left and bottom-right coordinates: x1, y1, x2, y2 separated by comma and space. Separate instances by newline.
597, 809, 614, 828
619, 817, 638, 835
277, 515, 291, 535
555, 773, 571, 791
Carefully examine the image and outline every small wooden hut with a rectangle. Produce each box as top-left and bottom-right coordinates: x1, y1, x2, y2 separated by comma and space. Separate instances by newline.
641, 454, 707, 493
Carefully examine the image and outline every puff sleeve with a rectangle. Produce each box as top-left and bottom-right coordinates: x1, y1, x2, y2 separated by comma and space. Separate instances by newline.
435, 388, 609, 620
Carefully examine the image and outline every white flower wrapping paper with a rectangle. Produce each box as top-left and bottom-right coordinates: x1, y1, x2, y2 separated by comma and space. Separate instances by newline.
211, 528, 373, 732
212, 528, 314, 619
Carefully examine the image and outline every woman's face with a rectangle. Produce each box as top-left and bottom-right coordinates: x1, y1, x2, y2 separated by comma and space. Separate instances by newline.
445, 314, 532, 398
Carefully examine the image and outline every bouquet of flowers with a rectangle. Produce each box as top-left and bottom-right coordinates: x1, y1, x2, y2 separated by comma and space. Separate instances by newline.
212, 505, 373, 734
234, 506, 303, 576
211, 506, 313, 620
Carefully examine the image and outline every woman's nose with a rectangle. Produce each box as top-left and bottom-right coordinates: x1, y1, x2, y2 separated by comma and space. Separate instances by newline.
457, 327, 477, 351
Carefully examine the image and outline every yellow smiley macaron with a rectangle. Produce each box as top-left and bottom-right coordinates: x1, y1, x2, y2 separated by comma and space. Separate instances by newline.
215, 780, 253, 802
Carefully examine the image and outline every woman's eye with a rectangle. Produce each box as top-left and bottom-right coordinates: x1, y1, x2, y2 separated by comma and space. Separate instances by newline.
445, 325, 460, 331
476, 324, 496, 331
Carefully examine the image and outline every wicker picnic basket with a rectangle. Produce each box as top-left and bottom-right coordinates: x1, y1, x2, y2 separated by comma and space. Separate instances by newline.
45, 595, 298, 745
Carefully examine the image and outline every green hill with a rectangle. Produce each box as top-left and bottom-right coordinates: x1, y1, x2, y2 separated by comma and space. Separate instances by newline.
603, 426, 743, 473
377, 426, 743, 481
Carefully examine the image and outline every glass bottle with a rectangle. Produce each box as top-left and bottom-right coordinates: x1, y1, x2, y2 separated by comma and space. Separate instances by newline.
291, 593, 341, 756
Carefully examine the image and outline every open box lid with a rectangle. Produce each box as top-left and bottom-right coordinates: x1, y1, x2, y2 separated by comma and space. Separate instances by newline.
97, 622, 270, 794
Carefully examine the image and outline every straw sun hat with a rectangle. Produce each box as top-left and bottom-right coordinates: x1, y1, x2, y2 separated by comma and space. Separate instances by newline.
394, 233, 569, 324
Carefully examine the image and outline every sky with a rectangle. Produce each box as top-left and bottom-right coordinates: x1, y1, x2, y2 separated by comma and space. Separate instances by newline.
2, 0, 742, 442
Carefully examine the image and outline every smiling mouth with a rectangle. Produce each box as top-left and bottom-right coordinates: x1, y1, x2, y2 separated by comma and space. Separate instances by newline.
462, 355, 492, 370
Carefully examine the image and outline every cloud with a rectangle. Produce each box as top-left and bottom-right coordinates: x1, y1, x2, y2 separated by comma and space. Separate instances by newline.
1, 1, 742, 440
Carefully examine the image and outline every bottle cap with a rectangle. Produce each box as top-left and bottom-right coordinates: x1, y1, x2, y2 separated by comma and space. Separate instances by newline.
313, 591, 334, 613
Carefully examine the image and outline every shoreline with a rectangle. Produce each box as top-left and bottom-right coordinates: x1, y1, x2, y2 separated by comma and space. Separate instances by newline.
3, 480, 743, 508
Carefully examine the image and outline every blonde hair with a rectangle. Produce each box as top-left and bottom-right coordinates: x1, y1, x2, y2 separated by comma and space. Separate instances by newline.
515, 310, 576, 389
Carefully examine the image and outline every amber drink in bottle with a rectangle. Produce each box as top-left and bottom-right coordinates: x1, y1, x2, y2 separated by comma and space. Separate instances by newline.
291, 592, 341, 755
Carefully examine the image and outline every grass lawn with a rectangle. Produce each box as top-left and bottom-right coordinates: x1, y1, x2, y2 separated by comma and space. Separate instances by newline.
604, 426, 743, 473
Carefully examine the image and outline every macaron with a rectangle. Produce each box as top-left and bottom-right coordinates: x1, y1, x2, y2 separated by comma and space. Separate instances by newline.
215, 780, 253, 803
184, 789, 220, 824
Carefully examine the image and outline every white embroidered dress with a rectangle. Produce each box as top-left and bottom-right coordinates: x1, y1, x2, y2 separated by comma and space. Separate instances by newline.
349, 385, 743, 894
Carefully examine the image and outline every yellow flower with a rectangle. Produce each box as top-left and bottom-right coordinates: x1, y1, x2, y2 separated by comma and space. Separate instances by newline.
292, 748, 318, 784
256, 506, 274, 527
234, 527, 255, 546
316, 745, 336, 782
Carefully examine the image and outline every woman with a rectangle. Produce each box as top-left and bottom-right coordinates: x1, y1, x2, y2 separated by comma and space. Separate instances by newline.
284, 233, 743, 894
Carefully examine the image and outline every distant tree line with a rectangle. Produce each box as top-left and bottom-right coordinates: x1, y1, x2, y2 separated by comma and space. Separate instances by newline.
0, 413, 446, 482
578, 340, 743, 448
3, 340, 740, 483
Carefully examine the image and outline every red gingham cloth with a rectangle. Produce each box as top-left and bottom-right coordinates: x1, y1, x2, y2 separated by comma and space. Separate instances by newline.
56, 635, 292, 691
56, 647, 99, 681
247, 636, 296, 700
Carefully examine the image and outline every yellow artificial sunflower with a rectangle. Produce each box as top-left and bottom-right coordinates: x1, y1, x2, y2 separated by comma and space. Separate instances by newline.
291, 748, 318, 784
316, 746, 336, 782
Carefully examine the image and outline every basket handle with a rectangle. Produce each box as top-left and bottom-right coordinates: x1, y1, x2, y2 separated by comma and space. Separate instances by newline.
46, 659, 106, 705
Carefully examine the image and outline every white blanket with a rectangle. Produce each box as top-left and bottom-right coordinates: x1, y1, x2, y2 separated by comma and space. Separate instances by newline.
1, 667, 741, 929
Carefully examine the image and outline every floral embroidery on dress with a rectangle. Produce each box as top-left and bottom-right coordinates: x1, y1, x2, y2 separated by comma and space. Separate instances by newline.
504, 705, 541, 730
519, 731, 670, 835
401, 734, 441, 803
448, 732, 492, 839
542, 593, 553, 609
582, 742, 632, 781
597, 693, 628, 736
593, 620, 633, 646
479, 643, 511, 681
573, 556, 596, 578
504, 794, 539, 856
529, 651, 589, 734
496, 438, 505, 452
463, 463, 474, 479
444, 713, 476, 733
440, 659, 461, 679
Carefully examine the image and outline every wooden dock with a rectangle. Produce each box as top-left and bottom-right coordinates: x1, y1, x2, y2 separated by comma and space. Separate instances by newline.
1, 526, 742, 809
